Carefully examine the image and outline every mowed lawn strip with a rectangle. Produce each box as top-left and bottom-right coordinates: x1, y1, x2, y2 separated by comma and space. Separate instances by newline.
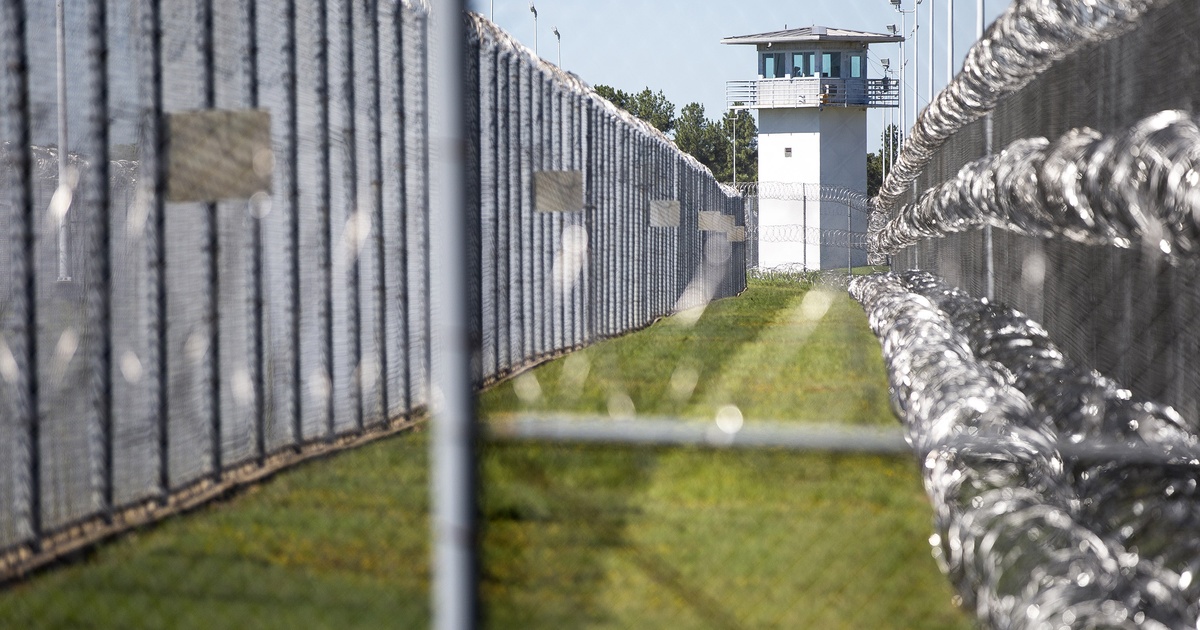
479, 278, 969, 628
0, 278, 972, 629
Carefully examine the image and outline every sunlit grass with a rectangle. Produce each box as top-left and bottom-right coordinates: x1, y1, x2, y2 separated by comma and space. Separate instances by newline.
0, 276, 971, 629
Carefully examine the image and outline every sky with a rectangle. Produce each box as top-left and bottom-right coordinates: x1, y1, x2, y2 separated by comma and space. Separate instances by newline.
477, 0, 1009, 153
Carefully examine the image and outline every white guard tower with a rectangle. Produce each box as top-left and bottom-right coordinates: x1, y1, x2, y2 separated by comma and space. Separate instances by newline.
723, 26, 901, 270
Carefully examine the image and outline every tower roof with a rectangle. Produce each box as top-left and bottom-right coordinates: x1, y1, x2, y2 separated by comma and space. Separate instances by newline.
721, 25, 903, 46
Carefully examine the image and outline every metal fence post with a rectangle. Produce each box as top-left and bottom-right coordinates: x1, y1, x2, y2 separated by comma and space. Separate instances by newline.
429, 1, 479, 628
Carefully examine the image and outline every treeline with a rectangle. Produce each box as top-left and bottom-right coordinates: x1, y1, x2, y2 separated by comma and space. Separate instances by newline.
595, 85, 757, 183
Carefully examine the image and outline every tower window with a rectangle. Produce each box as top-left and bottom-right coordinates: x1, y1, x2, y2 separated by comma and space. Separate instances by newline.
822, 52, 842, 78
762, 52, 786, 78
792, 52, 817, 77
784, 148, 793, 157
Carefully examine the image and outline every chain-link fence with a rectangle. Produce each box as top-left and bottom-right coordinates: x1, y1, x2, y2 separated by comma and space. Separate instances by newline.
867, 0, 1200, 625
0, 1, 745, 580
737, 182, 871, 271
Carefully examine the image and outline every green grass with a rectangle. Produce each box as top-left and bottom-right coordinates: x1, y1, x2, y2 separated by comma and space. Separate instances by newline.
0, 278, 971, 629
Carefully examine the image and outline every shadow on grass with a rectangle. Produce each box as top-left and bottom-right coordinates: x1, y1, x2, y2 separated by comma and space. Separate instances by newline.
479, 281, 814, 421
480, 444, 744, 630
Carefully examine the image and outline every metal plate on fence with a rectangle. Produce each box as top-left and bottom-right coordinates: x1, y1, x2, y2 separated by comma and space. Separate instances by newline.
533, 170, 584, 213
166, 109, 273, 203
699, 211, 735, 233
730, 226, 746, 242
650, 200, 680, 227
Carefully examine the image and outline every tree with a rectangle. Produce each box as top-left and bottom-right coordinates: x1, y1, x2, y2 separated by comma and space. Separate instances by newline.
595, 86, 757, 182
715, 109, 758, 183
674, 102, 758, 183
594, 85, 675, 133
867, 124, 901, 197
594, 85, 632, 110
674, 102, 715, 165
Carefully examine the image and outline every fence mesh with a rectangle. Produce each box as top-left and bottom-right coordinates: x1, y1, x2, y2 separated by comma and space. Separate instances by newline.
0, 1, 745, 577
869, 0, 1200, 625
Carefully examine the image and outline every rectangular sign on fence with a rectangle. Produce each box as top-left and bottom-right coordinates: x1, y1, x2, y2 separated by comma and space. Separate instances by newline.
730, 226, 746, 242
165, 109, 273, 203
650, 200, 681, 227
699, 211, 735, 233
533, 171, 584, 213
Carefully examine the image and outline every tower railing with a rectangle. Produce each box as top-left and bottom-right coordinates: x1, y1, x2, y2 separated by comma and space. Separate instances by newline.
726, 77, 899, 109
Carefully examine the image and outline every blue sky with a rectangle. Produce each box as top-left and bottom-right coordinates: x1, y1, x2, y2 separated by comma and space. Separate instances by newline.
477, 0, 1008, 152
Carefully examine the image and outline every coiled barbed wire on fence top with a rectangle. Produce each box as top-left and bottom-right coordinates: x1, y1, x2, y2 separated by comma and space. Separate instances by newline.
751, 224, 867, 249
851, 270, 1200, 629
871, 110, 1200, 260
874, 0, 1164, 212
735, 181, 872, 213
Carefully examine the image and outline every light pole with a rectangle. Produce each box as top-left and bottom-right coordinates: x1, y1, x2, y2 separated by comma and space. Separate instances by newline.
529, 2, 538, 56
490, 0, 493, 20
729, 110, 737, 185
886, 22, 903, 146
914, 0, 921, 123
947, 0, 955, 84
927, 0, 934, 105
890, 0, 919, 134
553, 26, 560, 66
881, 58, 891, 178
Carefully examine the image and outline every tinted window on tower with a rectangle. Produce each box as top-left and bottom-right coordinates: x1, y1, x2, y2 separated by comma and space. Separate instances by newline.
822, 52, 842, 78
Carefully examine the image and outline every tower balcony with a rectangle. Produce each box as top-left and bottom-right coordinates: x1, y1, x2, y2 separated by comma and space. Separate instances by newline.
726, 77, 899, 110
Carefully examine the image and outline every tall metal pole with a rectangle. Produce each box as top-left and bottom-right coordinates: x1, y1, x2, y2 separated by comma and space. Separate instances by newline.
913, 0, 920, 126
927, 0, 934, 105
883, 89, 889, 177
56, 0, 71, 282
978, 0, 994, 301
947, 0, 954, 83
530, 3, 537, 56
430, 0, 479, 627
898, 21, 906, 142
730, 110, 736, 185
553, 26, 560, 66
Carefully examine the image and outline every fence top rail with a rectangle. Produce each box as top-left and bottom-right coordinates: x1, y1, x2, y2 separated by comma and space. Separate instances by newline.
467, 11, 741, 200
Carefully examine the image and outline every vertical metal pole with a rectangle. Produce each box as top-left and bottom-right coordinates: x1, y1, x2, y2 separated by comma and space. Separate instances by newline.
200, 0, 222, 478
947, 0, 954, 83
82, 0, 113, 521
4, 0, 41, 548
802, 193, 807, 270
847, 204, 852, 274
56, 0, 71, 282
927, 0, 934, 105
136, 0, 170, 503
882, 104, 888, 178
898, 23, 905, 142
912, 0, 919, 125
730, 110, 736, 185
979, 0, 994, 300
430, 1, 479, 629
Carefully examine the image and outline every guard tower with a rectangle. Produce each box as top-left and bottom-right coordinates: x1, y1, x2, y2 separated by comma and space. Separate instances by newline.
723, 26, 901, 270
